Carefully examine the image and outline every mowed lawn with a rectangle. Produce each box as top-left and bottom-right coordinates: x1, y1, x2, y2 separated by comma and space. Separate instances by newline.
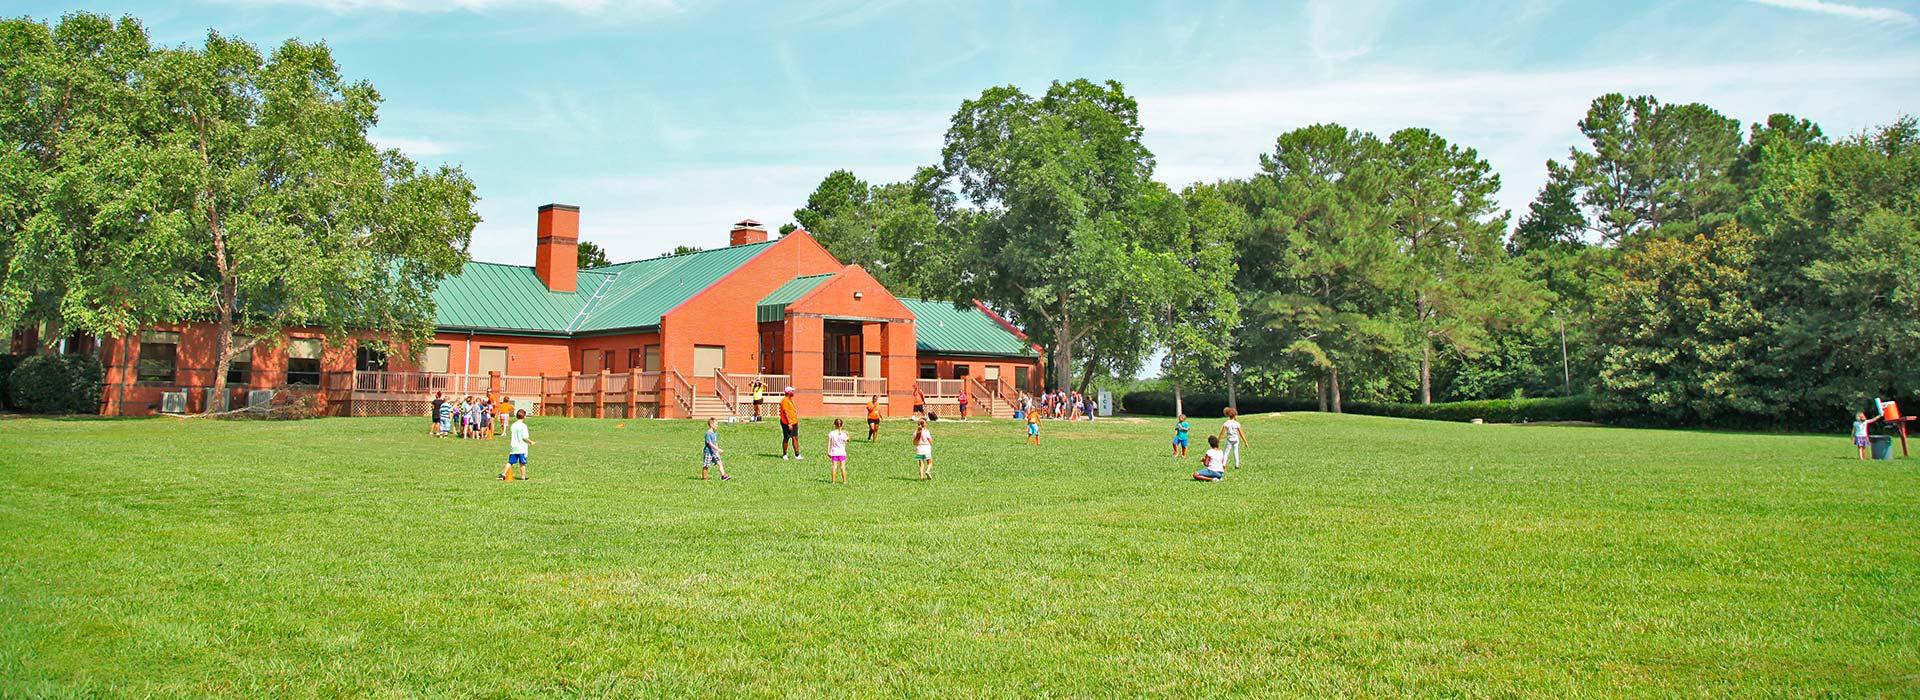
1, 413, 1916, 698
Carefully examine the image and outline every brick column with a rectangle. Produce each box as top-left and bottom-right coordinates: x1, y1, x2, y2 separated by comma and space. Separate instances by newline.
784, 315, 825, 415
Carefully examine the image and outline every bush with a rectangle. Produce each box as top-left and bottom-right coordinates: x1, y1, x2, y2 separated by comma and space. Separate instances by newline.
0, 354, 25, 409
8, 354, 105, 414
1121, 390, 1595, 424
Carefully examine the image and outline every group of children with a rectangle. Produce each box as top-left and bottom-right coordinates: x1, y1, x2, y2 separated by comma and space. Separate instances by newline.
1178, 408, 1246, 482
431, 392, 512, 440
701, 414, 937, 483
427, 392, 535, 480
1019, 389, 1097, 422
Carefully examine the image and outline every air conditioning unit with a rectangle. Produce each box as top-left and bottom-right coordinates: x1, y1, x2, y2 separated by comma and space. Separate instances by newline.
203, 388, 228, 413
160, 391, 187, 414
247, 389, 275, 409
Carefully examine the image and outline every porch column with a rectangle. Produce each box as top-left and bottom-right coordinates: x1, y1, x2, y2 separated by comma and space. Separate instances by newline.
882, 319, 917, 418
784, 315, 825, 414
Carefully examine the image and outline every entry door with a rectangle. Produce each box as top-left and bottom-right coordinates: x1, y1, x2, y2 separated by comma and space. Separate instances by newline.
581, 349, 604, 374
983, 365, 1001, 393
863, 353, 883, 379
478, 346, 508, 375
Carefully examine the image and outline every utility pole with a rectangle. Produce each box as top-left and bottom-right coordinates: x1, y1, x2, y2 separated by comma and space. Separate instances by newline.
1555, 309, 1571, 396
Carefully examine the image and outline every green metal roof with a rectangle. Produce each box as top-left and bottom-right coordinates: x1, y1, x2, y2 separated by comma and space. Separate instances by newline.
901, 298, 1037, 358
432, 241, 774, 334
755, 273, 834, 323
571, 241, 775, 333
432, 262, 613, 335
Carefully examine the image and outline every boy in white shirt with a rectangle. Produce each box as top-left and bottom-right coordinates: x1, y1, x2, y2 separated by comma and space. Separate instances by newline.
500, 409, 534, 481
827, 418, 851, 484
1194, 435, 1226, 482
1217, 408, 1247, 470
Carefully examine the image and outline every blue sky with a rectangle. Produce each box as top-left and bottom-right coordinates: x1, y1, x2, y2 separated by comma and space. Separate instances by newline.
12, 0, 1920, 265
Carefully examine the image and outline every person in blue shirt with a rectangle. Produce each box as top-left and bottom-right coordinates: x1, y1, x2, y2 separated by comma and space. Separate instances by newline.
702, 417, 732, 481
1171, 414, 1191, 458
1854, 411, 1879, 460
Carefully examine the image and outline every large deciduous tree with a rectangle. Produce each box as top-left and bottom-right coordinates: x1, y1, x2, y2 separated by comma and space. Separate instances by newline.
935, 79, 1176, 390
3, 13, 479, 408
0, 14, 196, 351
1596, 223, 1770, 422
148, 31, 478, 405
794, 167, 957, 299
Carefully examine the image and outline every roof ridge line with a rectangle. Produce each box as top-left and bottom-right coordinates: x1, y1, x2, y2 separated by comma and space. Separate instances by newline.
599, 239, 775, 268
564, 267, 624, 333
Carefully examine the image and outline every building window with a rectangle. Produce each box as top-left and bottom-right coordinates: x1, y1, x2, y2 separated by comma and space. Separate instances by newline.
287, 338, 323, 385
355, 346, 388, 371
1015, 367, 1031, 391
227, 342, 253, 385
137, 331, 180, 384
643, 345, 661, 373
693, 345, 725, 377
952, 364, 970, 381
919, 363, 937, 379
422, 344, 451, 374
477, 346, 508, 376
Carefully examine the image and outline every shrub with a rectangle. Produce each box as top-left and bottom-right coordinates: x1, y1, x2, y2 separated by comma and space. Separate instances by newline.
0, 354, 25, 409
8, 354, 105, 414
1120, 390, 1595, 424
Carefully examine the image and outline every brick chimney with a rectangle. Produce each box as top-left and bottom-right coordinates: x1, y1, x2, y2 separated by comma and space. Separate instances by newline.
535, 204, 579, 292
729, 218, 769, 247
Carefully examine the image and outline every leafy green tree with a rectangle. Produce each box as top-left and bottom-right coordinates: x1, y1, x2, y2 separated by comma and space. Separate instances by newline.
146, 28, 477, 404
0, 14, 194, 351
1381, 127, 1526, 403
576, 240, 610, 268
1596, 223, 1770, 422
1238, 124, 1401, 412
1567, 94, 1743, 243
934, 79, 1177, 390
667, 245, 703, 256
792, 169, 867, 233
1154, 181, 1244, 415
1743, 118, 1919, 423
795, 169, 957, 298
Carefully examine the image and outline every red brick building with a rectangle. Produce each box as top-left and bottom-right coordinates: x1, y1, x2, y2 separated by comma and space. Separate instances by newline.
84, 204, 1039, 418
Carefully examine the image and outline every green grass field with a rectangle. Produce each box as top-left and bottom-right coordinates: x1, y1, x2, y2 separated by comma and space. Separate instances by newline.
2, 412, 1916, 697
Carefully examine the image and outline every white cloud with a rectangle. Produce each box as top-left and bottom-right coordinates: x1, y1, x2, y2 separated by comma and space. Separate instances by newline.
1306, 0, 1398, 67
215, 0, 681, 14
372, 135, 458, 156
1745, 0, 1917, 25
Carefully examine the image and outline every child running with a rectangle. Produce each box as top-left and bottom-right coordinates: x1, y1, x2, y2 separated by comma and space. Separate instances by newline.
1194, 435, 1226, 482
1217, 408, 1247, 470
866, 396, 882, 442
702, 417, 732, 481
1026, 410, 1041, 446
1854, 411, 1880, 460
827, 418, 851, 484
500, 409, 533, 480
913, 418, 934, 480
1172, 413, 1191, 458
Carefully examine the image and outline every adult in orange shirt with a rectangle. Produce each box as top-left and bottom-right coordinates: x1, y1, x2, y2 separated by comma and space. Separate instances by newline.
779, 387, 803, 460
865, 395, 882, 442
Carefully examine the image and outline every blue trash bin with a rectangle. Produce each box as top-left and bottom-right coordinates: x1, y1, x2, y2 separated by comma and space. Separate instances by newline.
1870, 435, 1894, 460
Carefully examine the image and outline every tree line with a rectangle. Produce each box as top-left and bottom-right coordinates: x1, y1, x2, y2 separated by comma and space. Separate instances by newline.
0, 13, 481, 401
794, 80, 1919, 427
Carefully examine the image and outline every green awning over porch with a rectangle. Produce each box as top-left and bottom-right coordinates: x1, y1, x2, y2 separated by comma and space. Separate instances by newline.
755, 273, 835, 323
